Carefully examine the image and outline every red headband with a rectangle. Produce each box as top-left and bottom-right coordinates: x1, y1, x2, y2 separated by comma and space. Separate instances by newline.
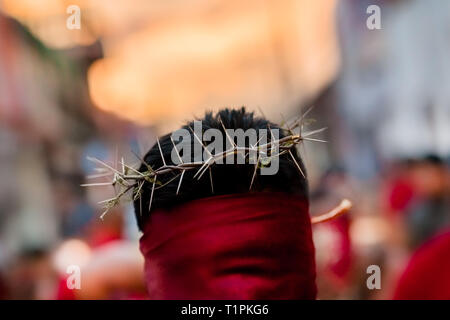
139, 192, 316, 299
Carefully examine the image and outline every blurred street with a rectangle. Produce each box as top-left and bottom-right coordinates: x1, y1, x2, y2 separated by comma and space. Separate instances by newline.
0, 0, 448, 299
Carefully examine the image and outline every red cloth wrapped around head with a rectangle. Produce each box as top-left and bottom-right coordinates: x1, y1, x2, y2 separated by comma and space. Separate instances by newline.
139, 192, 316, 299
393, 230, 450, 300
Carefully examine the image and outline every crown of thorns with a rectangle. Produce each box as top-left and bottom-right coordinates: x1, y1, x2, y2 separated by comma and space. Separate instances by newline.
83, 107, 327, 219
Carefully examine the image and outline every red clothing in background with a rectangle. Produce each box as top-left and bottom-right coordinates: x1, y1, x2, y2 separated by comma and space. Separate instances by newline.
393, 230, 450, 299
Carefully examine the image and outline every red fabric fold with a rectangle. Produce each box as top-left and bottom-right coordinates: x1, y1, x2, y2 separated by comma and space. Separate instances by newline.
393, 230, 450, 300
140, 192, 316, 299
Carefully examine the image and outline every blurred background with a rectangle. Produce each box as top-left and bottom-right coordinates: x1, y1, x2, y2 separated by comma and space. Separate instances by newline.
0, 0, 448, 299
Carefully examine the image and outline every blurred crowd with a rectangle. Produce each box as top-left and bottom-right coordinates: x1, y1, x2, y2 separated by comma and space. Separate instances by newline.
0, 0, 449, 299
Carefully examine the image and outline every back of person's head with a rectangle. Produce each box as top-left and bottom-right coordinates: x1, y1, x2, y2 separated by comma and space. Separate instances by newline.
134, 107, 316, 299
134, 107, 308, 230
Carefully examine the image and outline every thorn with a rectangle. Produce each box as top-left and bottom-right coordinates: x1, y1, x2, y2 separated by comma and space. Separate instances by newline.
302, 104, 315, 118
149, 176, 156, 213
131, 150, 153, 172
218, 116, 237, 148
155, 173, 182, 190
189, 126, 213, 159
120, 159, 145, 176
267, 124, 278, 157
196, 158, 213, 180
288, 105, 315, 132
253, 134, 265, 149
209, 167, 214, 194
156, 137, 167, 167
87, 156, 122, 176
299, 105, 315, 129
81, 182, 113, 187
288, 150, 305, 178
97, 197, 118, 205
134, 181, 144, 201
299, 141, 309, 169
280, 113, 294, 135
268, 124, 276, 141
193, 157, 212, 179
176, 170, 185, 195
249, 156, 260, 190
303, 137, 328, 143
302, 127, 328, 138
170, 136, 184, 164
86, 172, 113, 179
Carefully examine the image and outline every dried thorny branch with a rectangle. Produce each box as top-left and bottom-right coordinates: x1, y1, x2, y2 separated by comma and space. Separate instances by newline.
82, 109, 327, 219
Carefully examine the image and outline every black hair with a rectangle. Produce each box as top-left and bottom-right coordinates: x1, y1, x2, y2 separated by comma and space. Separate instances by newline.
133, 107, 308, 230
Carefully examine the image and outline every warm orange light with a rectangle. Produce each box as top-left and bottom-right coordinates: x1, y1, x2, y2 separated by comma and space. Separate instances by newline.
88, 0, 339, 127
1, 0, 96, 48
350, 216, 390, 247
52, 239, 92, 275
1, 0, 339, 126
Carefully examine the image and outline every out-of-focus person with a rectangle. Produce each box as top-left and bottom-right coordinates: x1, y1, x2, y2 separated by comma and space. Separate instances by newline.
405, 155, 449, 249
55, 240, 146, 300
393, 229, 450, 300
